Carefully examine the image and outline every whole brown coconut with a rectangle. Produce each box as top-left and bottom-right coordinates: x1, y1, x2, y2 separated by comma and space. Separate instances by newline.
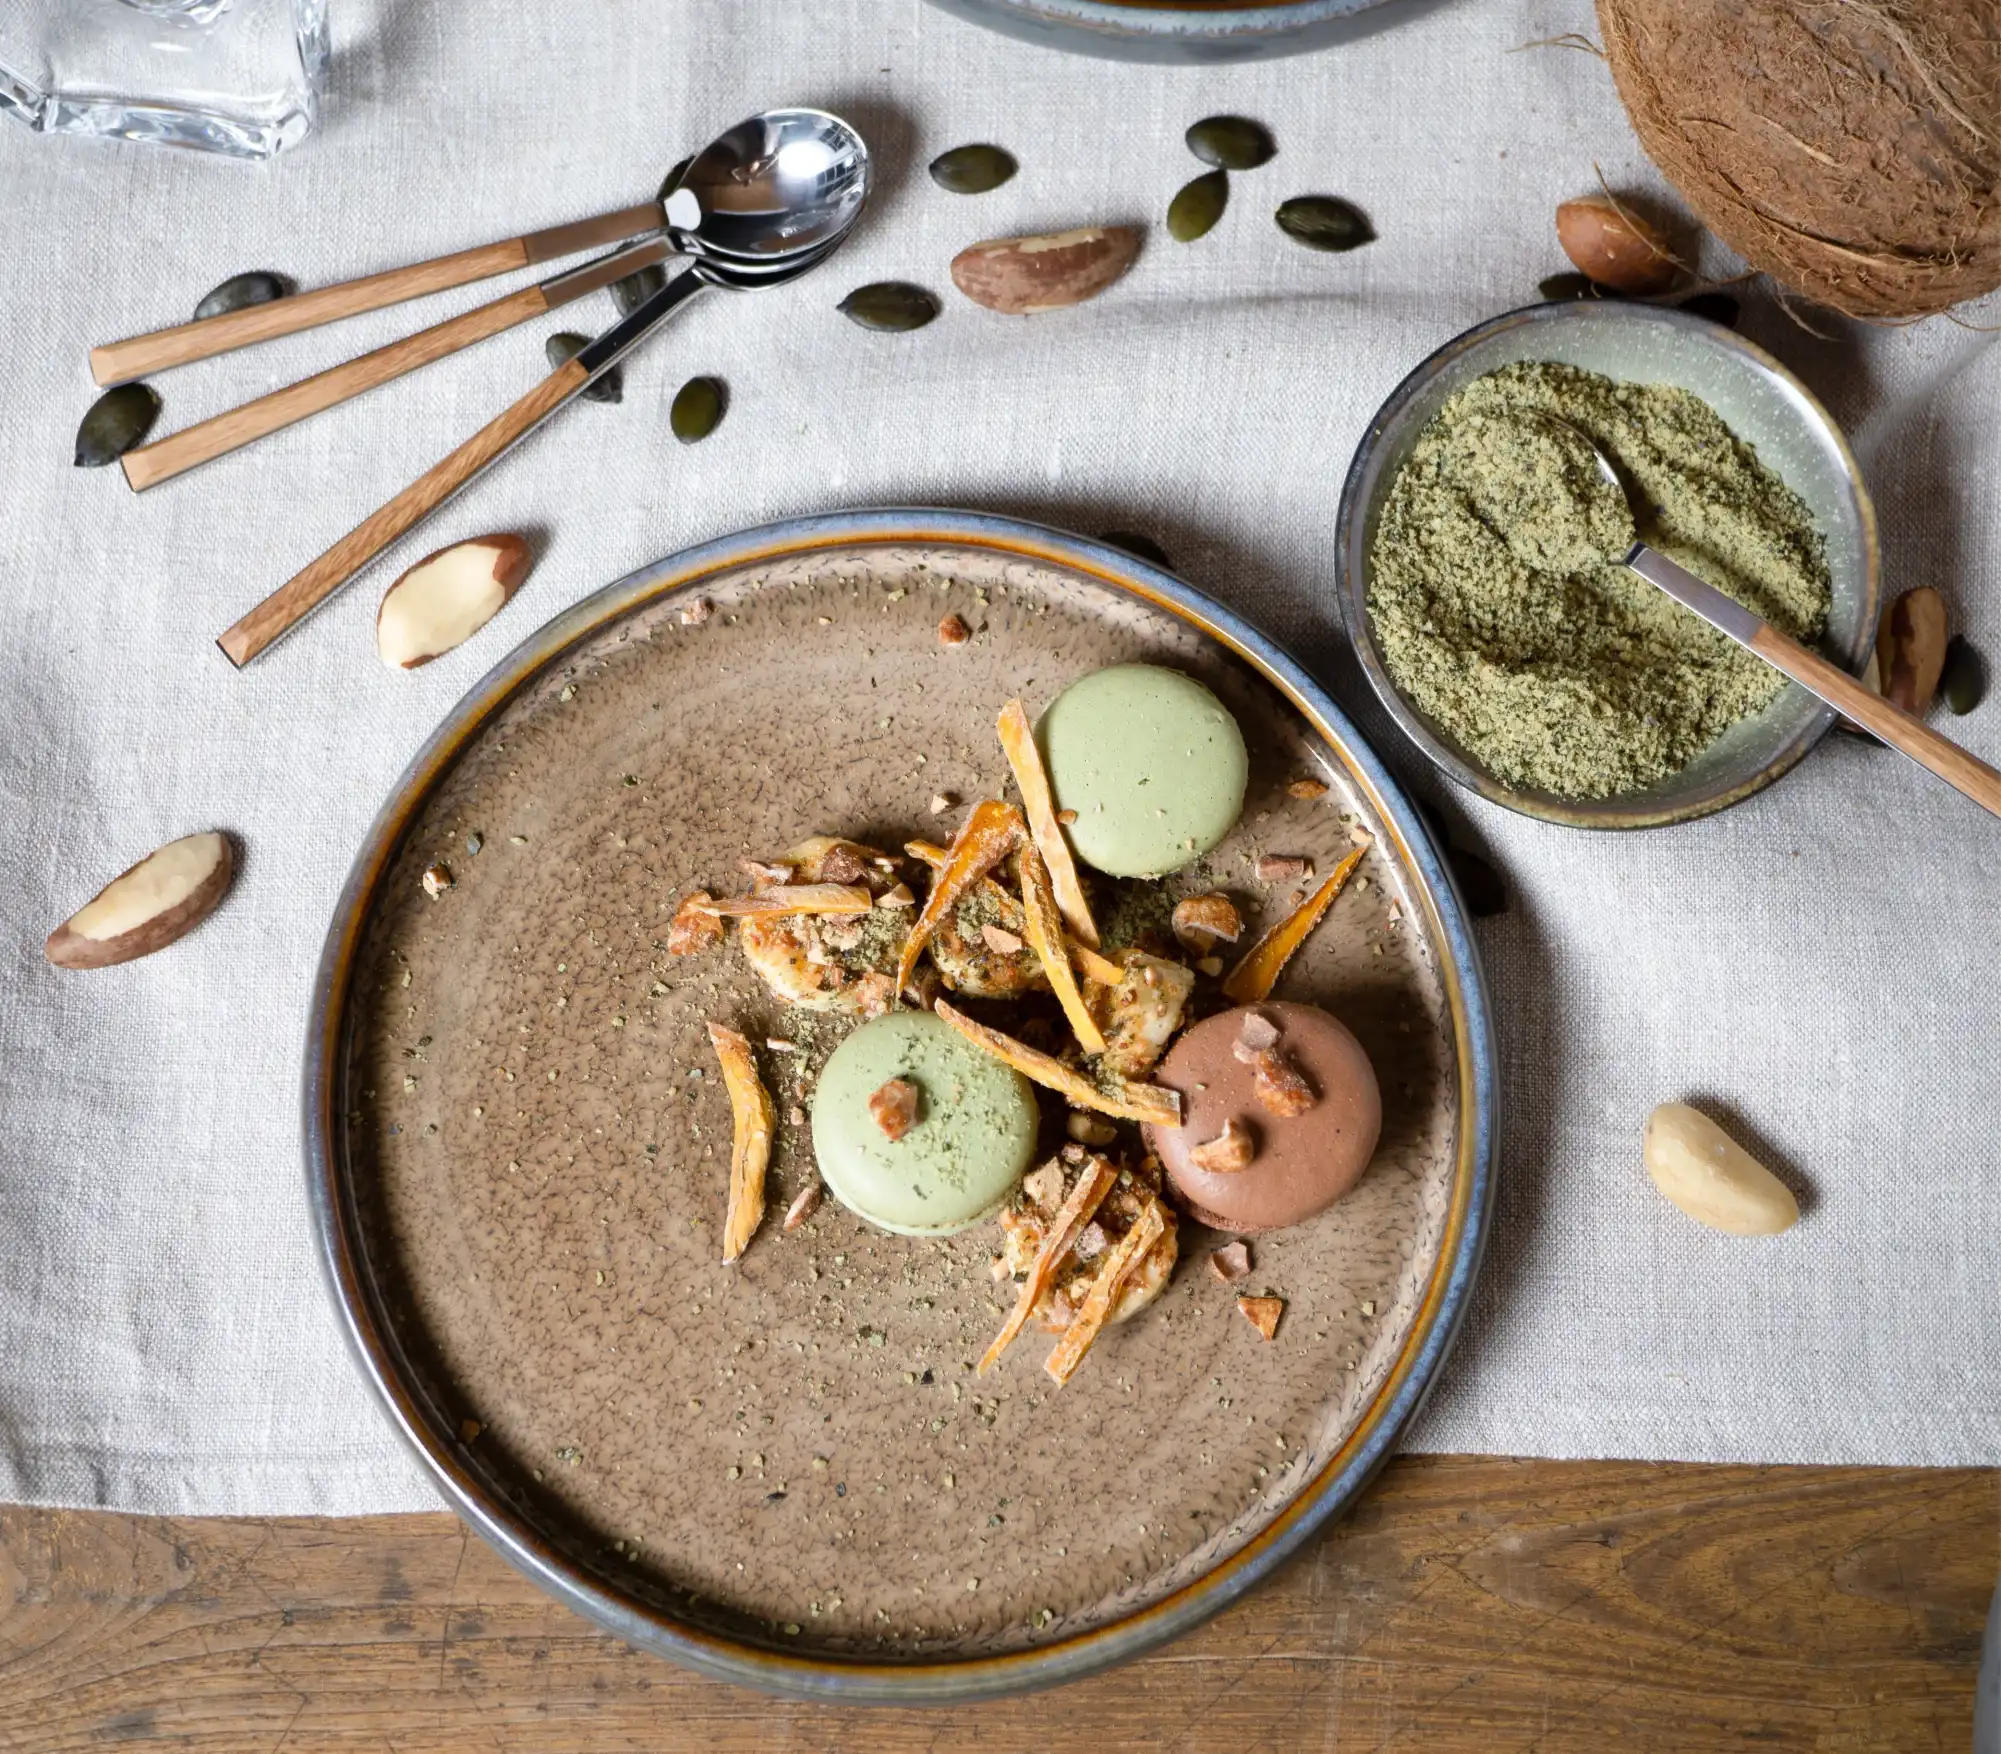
1597, 0, 2001, 319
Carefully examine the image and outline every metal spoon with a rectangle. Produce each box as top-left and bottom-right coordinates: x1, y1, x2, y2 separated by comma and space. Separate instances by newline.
217, 111, 870, 668
661, 107, 871, 265
1555, 419, 2001, 821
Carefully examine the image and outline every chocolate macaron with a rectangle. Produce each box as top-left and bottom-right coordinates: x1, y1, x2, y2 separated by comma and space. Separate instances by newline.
1146, 1002, 1381, 1233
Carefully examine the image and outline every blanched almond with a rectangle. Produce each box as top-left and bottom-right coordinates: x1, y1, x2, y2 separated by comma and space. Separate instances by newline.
376, 534, 532, 669
951, 226, 1142, 315
1189, 1117, 1256, 1173
45, 831, 233, 969
1643, 1103, 1798, 1236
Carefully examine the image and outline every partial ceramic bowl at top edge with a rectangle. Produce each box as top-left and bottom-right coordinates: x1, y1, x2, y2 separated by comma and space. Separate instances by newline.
1335, 299, 1881, 831
921, 0, 1406, 63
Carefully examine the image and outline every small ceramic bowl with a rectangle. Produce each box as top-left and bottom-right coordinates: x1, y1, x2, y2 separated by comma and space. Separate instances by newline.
922, 0, 1401, 63
1335, 300, 1880, 831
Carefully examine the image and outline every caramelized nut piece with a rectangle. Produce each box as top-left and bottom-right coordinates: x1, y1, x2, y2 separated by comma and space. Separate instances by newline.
938, 613, 971, 647
981, 922, 1025, 955
1250, 1046, 1316, 1117
742, 860, 794, 887
1209, 1241, 1252, 1283
783, 1181, 824, 1231
1171, 891, 1244, 954
1255, 855, 1312, 884
929, 792, 958, 815
667, 890, 726, 955
1189, 1117, 1256, 1173
1288, 778, 1330, 800
1231, 1011, 1280, 1062
421, 863, 454, 899
878, 882, 916, 909
819, 843, 870, 885
867, 1077, 921, 1141
1065, 1110, 1118, 1147
678, 597, 713, 626
1237, 1294, 1284, 1340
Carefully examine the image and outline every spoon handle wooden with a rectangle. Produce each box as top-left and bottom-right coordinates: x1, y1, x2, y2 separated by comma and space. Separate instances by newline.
1746, 627, 2001, 819
119, 240, 670, 493
89, 201, 663, 386
216, 359, 589, 668
1623, 544, 2001, 820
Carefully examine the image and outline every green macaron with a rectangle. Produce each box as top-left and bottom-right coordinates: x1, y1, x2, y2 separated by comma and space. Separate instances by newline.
810, 1012, 1039, 1236
1036, 663, 1249, 877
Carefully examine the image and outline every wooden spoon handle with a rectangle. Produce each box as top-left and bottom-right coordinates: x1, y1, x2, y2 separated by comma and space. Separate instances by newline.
89, 201, 662, 385
1748, 624, 2001, 819
121, 285, 553, 492
216, 358, 590, 668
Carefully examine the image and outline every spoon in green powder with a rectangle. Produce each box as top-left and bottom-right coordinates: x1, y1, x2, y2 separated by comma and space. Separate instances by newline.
1549, 417, 2001, 821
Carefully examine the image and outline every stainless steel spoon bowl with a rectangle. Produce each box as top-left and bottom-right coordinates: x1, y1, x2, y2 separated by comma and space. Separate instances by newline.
662, 107, 872, 266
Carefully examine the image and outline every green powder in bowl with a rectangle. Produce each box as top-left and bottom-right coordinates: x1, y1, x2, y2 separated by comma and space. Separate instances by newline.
1365, 360, 1832, 799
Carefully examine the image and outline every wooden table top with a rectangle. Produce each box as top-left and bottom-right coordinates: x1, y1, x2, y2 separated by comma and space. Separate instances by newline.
1, 1454, 1991, 1751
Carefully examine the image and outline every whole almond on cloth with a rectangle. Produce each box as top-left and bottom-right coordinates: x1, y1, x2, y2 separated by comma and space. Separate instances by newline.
1643, 1102, 1798, 1237
1555, 196, 1677, 294
376, 534, 532, 669
45, 831, 233, 969
950, 226, 1142, 314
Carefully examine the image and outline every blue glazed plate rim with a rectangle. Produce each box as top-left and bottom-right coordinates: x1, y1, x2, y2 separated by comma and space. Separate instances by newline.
303, 508, 1500, 1703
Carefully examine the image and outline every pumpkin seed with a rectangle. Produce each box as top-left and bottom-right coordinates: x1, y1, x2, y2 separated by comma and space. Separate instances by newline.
1538, 271, 1621, 302
1168, 169, 1229, 243
671, 375, 727, 444
545, 332, 622, 403
611, 263, 667, 317
73, 382, 161, 467
1941, 634, 1988, 715
1101, 531, 1173, 570
928, 144, 1017, 195
1678, 292, 1741, 329
1276, 196, 1374, 253
838, 282, 940, 332
1186, 115, 1275, 171
193, 271, 288, 321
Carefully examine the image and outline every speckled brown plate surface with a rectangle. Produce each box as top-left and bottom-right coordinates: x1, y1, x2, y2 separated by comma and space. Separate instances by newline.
308, 511, 1496, 1702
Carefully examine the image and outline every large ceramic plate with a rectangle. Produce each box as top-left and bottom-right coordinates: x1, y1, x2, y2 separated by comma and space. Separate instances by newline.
307, 510, 1496, 1702
922, 0, 1402, 63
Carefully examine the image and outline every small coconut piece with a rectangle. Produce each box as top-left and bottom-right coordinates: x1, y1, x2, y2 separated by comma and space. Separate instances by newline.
980, 1154, 1118, 1374
783, 1182, 824, 1231
933, 1001, 1181, 1125
693, 884, 874, 918
1237, 1295, 1284, 1341
1017, 843, 1109, 1054
45, 831, 234, 970
376, 534, 532, 669
667, 890, 725, 955
896, 799, 1024, 995
707, 1023, 774, 1263
1209, 1241, 1252, 1283
1045, 1200, 1168, 1385
1189, 1117, 1256, 1173
1223, 846, 1366, 1003
997, 697, 1099, 947
1172, 892, 1243, 955
867, 1077, 921, 1141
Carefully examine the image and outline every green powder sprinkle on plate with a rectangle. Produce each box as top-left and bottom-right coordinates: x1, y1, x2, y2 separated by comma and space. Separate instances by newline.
1367, 360, 1830, 799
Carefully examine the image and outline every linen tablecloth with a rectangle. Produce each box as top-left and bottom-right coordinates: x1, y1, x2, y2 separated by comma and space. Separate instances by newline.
1, 0, 1995, 1516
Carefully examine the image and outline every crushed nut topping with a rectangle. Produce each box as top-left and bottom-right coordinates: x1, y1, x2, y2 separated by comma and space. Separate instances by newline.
679, 597, 714, 626
980, 922, 1025, 955
818, 843, 870, 885
1231, 1011, 1281, 1062
877, 882, 916, 909
420, 863, 454, 899
938, 613, 971, 647
1188, 1117, 1256, 1173
1237, 1295, 1284, 1340
667, 890, 725, 955
743, 860, 795, 887
1171, 891, 1244, 953
1209, 1241, 1252, 1282
1072, 1222, 1109, 1261
1250, 1046, 1316, 1118
1256, 855, 1313, 884
1022, 1160, 1066, 1209
1065, 1111, 1118, 1147
928, 792, 959, 815
783, 1182, 824, 1230
867, 1077, 920, 1141
1288, 778, 1330, 800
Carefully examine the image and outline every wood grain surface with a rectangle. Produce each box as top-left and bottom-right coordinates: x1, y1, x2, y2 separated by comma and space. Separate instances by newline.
2, 1456, 1991, 1751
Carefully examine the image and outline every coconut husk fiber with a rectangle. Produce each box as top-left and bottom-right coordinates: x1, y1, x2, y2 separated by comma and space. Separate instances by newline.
1597, 0, 2001, 319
